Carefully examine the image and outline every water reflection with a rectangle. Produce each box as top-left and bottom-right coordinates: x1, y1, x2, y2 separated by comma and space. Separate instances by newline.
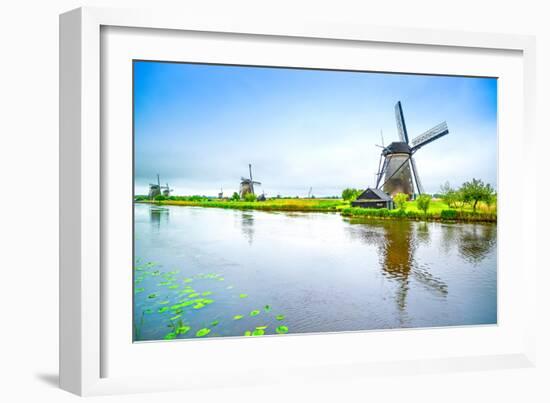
240, 212, 255, 244
346, 219, 448, 321
149, 206, 169, 230
455, 224, 497, 264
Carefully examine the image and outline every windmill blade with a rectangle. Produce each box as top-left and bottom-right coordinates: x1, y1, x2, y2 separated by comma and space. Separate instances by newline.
376, 157, 389, 189
394, 101, 409, 144
409, 157, 425, 195
252, 181, 261, 185
410, 121, 449, 151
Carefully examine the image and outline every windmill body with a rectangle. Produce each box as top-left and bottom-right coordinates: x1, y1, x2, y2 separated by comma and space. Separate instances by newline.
376, 101, 449, 198
239, 164, 261, 198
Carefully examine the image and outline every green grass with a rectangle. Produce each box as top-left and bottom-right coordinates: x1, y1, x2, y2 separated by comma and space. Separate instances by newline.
341, 198, 496, 223
137, 197, 496, 223
139, 198, 350, 212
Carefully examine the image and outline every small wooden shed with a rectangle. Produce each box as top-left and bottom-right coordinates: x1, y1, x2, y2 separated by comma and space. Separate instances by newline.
351, 187, 394, 209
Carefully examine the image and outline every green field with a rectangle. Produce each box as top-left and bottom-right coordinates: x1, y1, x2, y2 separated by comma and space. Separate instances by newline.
142, 198, 349, 212
137, 197, 496, 222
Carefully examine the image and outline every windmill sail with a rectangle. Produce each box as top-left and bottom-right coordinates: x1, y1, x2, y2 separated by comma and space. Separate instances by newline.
410, 121, 449, 151
394, 101, 409, 144
409, 157, 425, 195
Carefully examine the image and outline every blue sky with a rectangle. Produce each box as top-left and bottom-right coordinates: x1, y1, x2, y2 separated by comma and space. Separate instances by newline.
134, 61, 497, 197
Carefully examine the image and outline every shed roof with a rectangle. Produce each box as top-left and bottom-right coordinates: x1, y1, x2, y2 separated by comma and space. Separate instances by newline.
356, 187, 392, 201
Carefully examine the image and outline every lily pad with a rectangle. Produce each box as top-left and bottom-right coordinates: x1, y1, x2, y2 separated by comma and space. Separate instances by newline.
276, 325, 289, 334
193, 302, 206, 309
188, 293, 200, 298
134, 288, 145, 294
252, 329, 265, 336
147, 293, 157, 299
183, 278, 193, 283
276, 315, 285, 321
256, 326, 268, 330
196, 328, 211, 337
158, 300, 170, 305
233, 315, 243, 320
158, 307, 170, 313
177, 326, 191, 335
164, 332, 177, 340
239, 294, 248, 299
250, 310, 260, 317
211, 320, 219, 326
168, 285, 180, 289
244, 330, 252, 336
264, 305, 271, 312
202, 291, 212, 296
170, 314, 182, 321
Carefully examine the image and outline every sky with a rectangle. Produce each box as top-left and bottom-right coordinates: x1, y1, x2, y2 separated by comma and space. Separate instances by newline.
134, 61, 497, 197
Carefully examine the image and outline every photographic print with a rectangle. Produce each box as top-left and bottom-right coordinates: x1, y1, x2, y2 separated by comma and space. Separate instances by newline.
133, 61, 497, 342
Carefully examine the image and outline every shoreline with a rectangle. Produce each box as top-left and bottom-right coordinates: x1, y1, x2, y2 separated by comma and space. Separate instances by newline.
136, 200, 497, 223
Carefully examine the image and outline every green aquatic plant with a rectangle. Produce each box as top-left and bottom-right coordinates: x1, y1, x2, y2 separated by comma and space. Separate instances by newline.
170, 314, 182, 321
188, 293, 200, 298
158, 307, 170, 313
256, 326, 268, 330
250, 310, 260, 317
193, 302, 206, 309
177, 325, 191, 335
276, 315, 285, 321
164, 332, 177, 340
252, 329, 265, 336
211, 320, 219, 326
233, 315, 243, 320
202, 291, 212, 296
196, 328, 211, 337
147, 293, 157, 299
134, 288, 145, 294
168, 285, 179, 289
264, 305, 271, 312
244, 330, 252, 336
158, 300, 170, 305
239, 294, 248, 298
276, 326, 289, 334
183, 278, 193, 283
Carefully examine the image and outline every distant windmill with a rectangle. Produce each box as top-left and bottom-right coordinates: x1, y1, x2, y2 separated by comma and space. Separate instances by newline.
307, 187, 313, 198
218, 187, 224, 199
148, 174, 172, 199
239, 164, 261, 197
375, 101, 450, 197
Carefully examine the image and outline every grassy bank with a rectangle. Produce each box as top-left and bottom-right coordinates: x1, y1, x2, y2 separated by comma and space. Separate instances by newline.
341, 200, 497, 223
140, 198, 350, 212
138, 198, 496, 223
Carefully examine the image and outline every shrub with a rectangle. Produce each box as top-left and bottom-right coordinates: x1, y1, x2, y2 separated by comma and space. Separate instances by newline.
342, 188, 362, 201
416, 194, 431, 215
393, 193, 408, 211
441, 210, 457, 220
243, 193, 257, 202
154, 195, 167, 201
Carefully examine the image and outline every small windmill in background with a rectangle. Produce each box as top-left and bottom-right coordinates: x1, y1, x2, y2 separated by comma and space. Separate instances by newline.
148, 174, 173, 199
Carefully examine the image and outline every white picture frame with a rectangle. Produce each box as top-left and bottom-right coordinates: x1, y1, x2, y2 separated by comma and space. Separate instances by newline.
60, 6, 537, 396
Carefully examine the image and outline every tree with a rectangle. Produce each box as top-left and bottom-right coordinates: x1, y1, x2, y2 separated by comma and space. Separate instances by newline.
460, 178, 494, 212
244, 193, 257, 202
342, 188, 361, 201
230, 192, 240, 201
416, 194, 431, 215
393, 193, 408, 211
440, 181, 457, 208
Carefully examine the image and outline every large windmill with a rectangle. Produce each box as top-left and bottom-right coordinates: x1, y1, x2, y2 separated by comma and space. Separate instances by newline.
239, 164, 261, 197
375, 101, 450, 198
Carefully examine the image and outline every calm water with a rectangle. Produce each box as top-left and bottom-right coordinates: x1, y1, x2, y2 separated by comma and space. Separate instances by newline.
133, 204, 497, 341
